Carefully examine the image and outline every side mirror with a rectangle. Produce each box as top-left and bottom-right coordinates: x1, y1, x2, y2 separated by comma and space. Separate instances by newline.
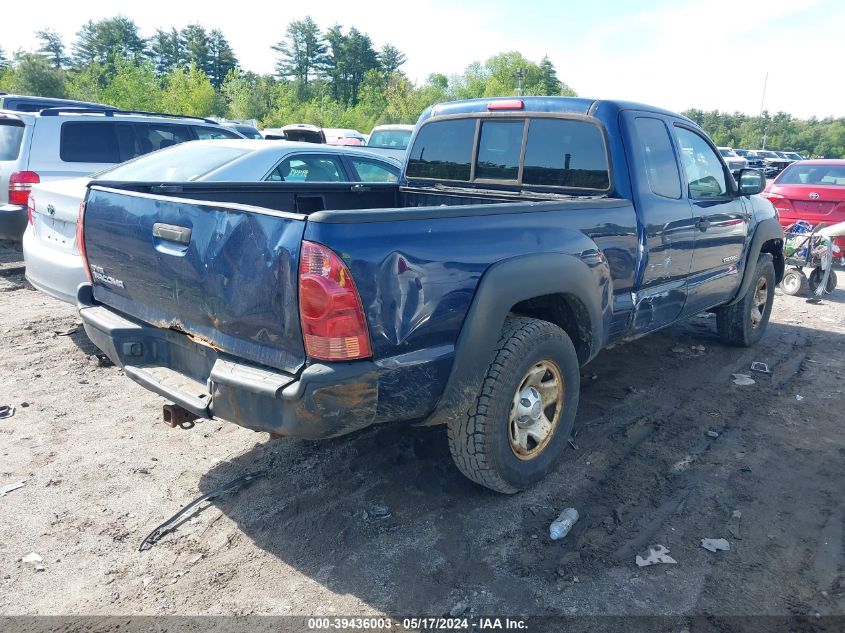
738, 168, 765, 195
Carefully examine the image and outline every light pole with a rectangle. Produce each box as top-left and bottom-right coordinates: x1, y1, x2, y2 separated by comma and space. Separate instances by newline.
516, 67, 524, 97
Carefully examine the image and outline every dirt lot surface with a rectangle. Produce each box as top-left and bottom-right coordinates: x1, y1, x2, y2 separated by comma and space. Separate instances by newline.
1, 240, 844, 624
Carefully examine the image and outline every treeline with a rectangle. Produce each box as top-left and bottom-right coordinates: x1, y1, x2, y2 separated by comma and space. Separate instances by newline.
0, 15, 574, 133
683, 109, 845, 158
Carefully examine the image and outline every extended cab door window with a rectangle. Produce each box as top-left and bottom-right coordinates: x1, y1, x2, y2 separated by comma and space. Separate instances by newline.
634, 117, 681, 199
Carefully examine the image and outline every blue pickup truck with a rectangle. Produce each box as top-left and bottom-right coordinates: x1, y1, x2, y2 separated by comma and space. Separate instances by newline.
77, 97, 784, 493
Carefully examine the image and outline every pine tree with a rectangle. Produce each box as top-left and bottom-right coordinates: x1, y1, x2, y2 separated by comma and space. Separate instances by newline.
538, 55, 562, 96
207, 29, 238, 89
36, 30, 70, 69
272, 16, 327, 86
378, 44, 406, 75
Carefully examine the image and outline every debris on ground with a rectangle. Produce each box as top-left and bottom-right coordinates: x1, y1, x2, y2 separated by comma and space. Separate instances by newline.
706, 431, 720, 439
0, 480, 26, 497
0, 404, 14, 419
21, 552, 42, 564
635, 545, 677, 567
54, 326, 79, 337
750, 362, 772, 374
549, 508, 579, 540
449, 601, 468, 617
138, 471, 266, 551
700, 538, 731, 552
728, 511, 742, 540
367, 503, 392, 520
732, 374, 756, 386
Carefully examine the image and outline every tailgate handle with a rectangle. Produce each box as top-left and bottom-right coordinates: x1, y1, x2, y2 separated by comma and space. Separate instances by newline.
152, 223, 192, 244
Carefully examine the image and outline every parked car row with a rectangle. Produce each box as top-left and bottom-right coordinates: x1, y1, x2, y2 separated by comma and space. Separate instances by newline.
260, 123, 414, 159
763, 159, 845, 267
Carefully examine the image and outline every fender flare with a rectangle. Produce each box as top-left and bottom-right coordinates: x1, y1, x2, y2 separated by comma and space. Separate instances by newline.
425, 251, 611, 426
726, 217, 785, 306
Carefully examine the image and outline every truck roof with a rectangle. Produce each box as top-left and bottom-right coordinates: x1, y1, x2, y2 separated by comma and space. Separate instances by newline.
424, 96, 694, 126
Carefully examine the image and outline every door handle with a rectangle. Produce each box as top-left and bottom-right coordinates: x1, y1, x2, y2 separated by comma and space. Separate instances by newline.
695, 217, 711, 231
152, 223, 192, 244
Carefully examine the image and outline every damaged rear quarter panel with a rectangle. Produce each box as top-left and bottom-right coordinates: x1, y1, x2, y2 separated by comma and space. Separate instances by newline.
84, 188, 307, 374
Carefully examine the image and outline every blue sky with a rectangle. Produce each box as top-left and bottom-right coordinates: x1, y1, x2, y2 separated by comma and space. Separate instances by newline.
3, 0, 843, 118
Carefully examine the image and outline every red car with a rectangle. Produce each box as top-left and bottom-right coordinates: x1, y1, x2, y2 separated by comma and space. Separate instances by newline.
763, 160, 845, 266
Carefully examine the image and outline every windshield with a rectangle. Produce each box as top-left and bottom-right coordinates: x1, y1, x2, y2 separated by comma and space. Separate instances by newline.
778, 163, 845, 186
97, 142, 251, 181
368, 129, 412, 150
718, 149, 735, 157
0, 120, 25, 161
758, 151, 780, 158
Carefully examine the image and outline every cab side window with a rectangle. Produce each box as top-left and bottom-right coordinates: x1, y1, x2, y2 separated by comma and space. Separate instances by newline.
674, 127, 728, 198
634, 117, 681, 199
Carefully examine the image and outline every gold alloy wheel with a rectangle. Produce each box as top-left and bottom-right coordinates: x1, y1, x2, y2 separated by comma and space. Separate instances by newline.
750, 276, 769, 329
508, 360, 564, 460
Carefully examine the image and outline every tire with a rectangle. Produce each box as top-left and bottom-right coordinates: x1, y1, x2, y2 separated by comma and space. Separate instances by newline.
447, 316, 580, 494
808, 268, 838, 295
780, 269, 808, 296
715, 254, 776, 347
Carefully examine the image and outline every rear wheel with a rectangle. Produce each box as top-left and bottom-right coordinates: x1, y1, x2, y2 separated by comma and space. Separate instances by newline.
447, 317, 580, 493
715, 254, 775, 347
780, 269, 808, 296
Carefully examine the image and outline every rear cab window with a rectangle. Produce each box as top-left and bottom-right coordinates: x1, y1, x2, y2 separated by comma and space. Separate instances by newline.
406, 115, 610, 192
0, 119, 26, 161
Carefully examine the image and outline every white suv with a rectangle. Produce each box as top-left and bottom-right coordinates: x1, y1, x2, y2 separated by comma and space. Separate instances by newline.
1, 107, 244, 243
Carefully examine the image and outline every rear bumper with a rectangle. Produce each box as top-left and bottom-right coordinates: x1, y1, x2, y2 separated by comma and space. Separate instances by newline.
22, 225, 85, 304
78, 284, 381, 439
0, 204, 27, 241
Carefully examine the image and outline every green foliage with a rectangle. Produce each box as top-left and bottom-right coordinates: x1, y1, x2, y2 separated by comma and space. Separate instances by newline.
161, 63, 216, 117
0, 53, 67, 98
0, 47, 8, 72
378, 44, 406, 75
683, 109, 845, 157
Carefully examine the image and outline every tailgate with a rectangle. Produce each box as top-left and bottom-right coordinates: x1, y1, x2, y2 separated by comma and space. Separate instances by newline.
83, 185, 308, 373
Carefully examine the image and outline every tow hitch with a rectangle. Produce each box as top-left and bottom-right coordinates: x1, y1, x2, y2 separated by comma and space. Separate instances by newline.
162, 403, 199, 429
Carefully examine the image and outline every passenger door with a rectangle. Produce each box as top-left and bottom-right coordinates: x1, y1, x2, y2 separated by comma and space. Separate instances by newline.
621, 112, 696, 333
673, 126, 748, 315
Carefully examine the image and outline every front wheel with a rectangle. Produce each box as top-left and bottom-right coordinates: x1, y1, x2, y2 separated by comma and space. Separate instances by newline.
447, 317, 580, 493
715, 254, 776, 347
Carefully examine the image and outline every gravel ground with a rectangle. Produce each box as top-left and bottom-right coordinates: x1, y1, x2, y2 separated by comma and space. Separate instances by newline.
0, 240, 843, 622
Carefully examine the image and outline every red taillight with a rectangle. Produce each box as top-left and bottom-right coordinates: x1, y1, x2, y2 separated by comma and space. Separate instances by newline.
487, 99, 524, 111
761, 192, 793, 215
299, 241, 371, 361
9, 171, 39, 206
76, 201, 92, 283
